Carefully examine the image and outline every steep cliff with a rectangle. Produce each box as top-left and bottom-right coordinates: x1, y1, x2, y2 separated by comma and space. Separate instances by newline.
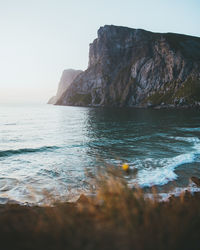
48, 69, 82, 104
56, 25, 200, 107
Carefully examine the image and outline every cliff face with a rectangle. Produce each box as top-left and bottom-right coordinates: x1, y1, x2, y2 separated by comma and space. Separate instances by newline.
56, 25, 200, 107
48, 69, 82, 104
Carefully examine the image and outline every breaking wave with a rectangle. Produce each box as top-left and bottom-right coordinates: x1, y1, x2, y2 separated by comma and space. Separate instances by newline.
132, 136, 200, 187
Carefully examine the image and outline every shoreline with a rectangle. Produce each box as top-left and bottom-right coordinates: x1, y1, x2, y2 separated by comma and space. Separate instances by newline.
1, 176, 200, 207
53, 103, 200, 109
0, 184, 200, 250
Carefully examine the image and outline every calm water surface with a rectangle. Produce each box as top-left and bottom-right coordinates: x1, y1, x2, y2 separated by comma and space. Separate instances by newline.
0, 104, 200, 204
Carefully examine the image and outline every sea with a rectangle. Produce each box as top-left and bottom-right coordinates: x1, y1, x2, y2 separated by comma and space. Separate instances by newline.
1, 104, 200, 204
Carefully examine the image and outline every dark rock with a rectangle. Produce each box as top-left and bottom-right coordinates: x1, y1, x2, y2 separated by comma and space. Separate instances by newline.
56, 25, 200, 108
76, 194, 90, 204
191, 176, 200, 187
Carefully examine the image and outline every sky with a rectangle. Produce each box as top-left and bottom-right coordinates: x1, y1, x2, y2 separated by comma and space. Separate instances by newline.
0, 0, 200, 104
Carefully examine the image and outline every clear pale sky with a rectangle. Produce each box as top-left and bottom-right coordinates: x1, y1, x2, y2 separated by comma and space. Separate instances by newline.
0, 0, 199, 104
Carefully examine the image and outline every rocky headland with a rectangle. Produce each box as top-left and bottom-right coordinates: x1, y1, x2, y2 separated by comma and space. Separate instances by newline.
48, 69, 82, 104
55, 25, 200, 108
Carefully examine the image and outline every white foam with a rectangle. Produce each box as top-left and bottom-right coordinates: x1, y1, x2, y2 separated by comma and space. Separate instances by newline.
156, 182, 200, 201
169, 136, 200, 143
133, 135, 200, 187
136, 166, 177, 187
131, 150, 197, 187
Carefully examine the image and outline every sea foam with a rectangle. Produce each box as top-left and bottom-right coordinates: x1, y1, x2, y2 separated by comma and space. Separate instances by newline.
133, 137, 200, 187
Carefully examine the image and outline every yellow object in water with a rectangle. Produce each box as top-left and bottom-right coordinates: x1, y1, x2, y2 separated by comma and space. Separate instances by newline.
122, 163, 129, 171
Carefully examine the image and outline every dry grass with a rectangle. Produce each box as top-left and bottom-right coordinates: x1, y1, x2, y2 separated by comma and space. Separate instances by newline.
0, 170, 200, 250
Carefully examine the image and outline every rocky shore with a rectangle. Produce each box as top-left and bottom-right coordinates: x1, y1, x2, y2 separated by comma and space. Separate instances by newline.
0, 176, 200, 250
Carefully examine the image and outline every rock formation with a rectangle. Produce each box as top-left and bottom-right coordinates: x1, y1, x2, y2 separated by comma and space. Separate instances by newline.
47, 96, 57, 104
48, 69, 82, 104
191, 177, 200, 187
56, 25, 200, 107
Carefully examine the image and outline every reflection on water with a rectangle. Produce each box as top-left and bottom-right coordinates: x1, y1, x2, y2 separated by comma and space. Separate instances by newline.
0, 104, 200, 204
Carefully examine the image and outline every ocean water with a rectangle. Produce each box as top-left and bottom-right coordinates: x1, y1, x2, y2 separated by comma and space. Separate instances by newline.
1, 104, 200, 204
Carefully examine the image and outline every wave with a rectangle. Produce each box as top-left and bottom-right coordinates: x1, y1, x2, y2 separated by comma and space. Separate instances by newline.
177, 127, 200, 132
131, 136, 200, 187
135, 153, 195, 187
0, 146, 59, 157
169, 136, 200, 143
132, 137, 200, 187
4, 123, 17, 126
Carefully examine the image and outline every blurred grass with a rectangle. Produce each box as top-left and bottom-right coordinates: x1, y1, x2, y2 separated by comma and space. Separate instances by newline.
0, 169, 200, 250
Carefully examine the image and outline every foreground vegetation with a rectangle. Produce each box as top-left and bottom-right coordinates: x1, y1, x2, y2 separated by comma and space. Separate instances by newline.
0, 172, 200, 250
